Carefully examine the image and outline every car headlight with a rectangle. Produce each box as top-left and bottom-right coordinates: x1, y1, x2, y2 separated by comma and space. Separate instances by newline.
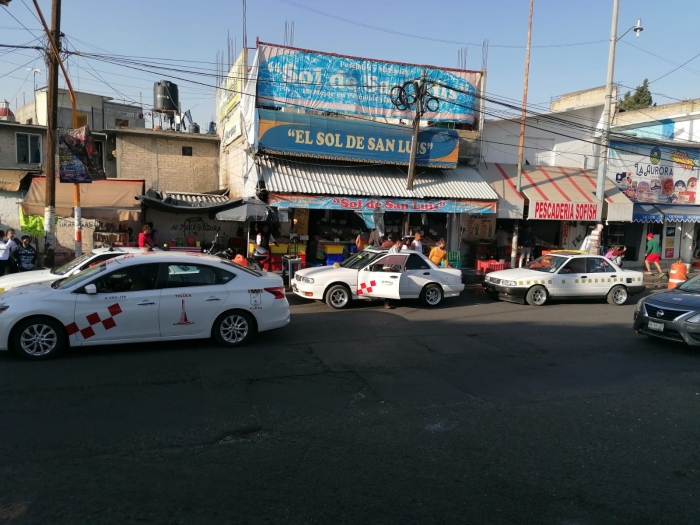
635, 299, 645, 313
687, 314, 700, 324
301, 277, 314, 284
503, 280, 518, 286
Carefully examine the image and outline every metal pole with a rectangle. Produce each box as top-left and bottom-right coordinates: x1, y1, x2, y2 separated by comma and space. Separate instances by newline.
406, 69, 425, 191
596, 0, 619, 202
513, 0, 534, 268
41, 0, 61, 268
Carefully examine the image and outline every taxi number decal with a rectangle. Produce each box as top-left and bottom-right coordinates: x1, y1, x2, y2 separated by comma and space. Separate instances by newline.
104, 295, 126, 300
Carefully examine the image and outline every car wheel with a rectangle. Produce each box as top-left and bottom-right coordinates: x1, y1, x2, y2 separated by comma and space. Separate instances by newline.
607, 285, 628, 306
12, 316, 65, 360
420, 283, 443, 307
213, 311, 255, 347
525, 285, 548, 306
325, 284, 350, 309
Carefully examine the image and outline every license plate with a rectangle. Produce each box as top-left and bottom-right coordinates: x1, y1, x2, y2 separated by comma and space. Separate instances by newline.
648, 321, 665, 332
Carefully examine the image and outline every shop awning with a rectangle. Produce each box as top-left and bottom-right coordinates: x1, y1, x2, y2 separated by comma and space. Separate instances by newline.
632, 204, 663, 223
655, 205, 700, 223
215, 197, 277, 222
0, 170, 33, 191
21, 178, 144, 222
259, 157, 498, 201
479, 163, 634, 222
136, 189, 232, 214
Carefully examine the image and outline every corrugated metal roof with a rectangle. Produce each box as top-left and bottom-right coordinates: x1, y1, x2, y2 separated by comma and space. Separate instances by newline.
159, 191, 230, 204
259, 157, 498, 201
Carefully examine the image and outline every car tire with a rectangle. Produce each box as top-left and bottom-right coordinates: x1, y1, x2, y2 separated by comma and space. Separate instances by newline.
607, 285, 628, 306
11, 316, 65, 360
325, 284, 351, 309
420, 283, 443, 307
525, 285, 548, 306
213, 310, 255, 347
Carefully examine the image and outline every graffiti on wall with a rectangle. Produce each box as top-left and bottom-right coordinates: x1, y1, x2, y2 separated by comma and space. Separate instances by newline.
170, 217, 222, 236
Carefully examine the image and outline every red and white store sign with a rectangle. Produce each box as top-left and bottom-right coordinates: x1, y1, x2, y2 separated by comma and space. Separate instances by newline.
529, 201, 601, 221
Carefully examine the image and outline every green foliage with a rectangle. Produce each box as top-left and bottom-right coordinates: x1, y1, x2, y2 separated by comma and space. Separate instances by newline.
619, 79, 653, 111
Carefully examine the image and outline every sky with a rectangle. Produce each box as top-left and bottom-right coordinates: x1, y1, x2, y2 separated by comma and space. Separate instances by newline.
1, 0, 699, 127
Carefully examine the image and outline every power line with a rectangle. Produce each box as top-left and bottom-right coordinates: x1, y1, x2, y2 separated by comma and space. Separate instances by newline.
0, 3, 41, 42
649, 51, 700, 85
621, 40, 700, 77
277, 0, 607, 50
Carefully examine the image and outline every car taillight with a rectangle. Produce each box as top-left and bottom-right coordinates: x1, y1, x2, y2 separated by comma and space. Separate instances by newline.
264, 286, 286, 299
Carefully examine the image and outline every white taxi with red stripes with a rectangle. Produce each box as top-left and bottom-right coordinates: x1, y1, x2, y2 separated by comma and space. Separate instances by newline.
0, 252, 290, 360
292, 248, 464, 309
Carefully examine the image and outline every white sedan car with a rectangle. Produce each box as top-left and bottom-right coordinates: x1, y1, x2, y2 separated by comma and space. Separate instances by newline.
482, 251, 645, 306
0, 247, 149, 293
0, 252, 290, 360
292, 248, 464, 309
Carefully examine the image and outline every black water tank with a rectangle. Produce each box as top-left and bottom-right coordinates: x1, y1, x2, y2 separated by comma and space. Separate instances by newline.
153, 80, 179, 113
189, 122, 200, 134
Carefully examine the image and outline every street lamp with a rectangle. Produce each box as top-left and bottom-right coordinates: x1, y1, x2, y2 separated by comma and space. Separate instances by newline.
26, 68, 40, 122
596, 0, 643, 202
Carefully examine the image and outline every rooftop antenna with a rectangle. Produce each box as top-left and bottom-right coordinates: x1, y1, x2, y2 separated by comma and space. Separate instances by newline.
284, 21, 295, 46
457, 47, 467, 69
242, 0, 248, 48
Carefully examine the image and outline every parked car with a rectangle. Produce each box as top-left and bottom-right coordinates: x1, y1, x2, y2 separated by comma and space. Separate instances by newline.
634, 275, 700, 346
0, 252, 290, 360
0, 247, 150, 293
292, 248, 464, 309
483, 251, 645, 306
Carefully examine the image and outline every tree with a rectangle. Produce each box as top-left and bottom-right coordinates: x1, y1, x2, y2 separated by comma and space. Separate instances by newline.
619, 79, 653, 111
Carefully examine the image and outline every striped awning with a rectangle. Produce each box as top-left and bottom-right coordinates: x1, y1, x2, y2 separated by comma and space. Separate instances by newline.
478, 163, 634, 222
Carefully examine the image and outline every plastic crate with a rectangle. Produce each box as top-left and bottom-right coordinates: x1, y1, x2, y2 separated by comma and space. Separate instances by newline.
326, 254, 344, 265
324, 244, 345, 255
270, 243, 289, 254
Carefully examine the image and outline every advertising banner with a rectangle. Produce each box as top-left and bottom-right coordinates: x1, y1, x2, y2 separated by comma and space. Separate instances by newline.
609, 141, 700, 204
268, 193, 497, 214
58, 126, 105, 183
218, 49, 248, 122
529, 201, 601, 222
461, 214, 496, 240
257, 43, 482, 123
258, 109, 459, 168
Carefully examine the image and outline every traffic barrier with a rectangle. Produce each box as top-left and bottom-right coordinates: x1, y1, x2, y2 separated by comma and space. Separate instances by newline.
669, 260, 687, 289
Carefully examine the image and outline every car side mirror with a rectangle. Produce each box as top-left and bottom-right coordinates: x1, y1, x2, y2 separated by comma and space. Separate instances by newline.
85, 284, 97, 295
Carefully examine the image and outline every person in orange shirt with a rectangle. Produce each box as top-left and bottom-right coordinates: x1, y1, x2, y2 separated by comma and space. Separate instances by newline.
429, 238, 448, 266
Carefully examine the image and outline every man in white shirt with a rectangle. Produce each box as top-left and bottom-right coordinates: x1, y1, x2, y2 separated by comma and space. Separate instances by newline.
0, 230, 10, 276
410, 233, 423, 253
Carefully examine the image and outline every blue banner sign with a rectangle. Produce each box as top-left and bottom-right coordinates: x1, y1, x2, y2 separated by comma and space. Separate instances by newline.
257, 43, 482, 124
258, 109, 459, 168
269, 193, 497, 215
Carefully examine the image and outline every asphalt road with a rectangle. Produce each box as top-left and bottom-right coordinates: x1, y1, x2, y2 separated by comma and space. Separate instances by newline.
1, 289, 699, 525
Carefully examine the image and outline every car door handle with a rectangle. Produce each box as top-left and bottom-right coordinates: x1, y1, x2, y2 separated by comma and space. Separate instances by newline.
389, 276, 398, 279
423, 272, 431, 275
137, 300, 156, 306
580, 276, 588, 279
205, 296, 223, 301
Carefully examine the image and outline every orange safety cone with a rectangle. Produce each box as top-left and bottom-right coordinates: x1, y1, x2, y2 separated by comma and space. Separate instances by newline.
669, 260, 687, 289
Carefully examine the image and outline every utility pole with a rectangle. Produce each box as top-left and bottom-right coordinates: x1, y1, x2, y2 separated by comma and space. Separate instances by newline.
406, 70, 425, 191
43, 0, 61, 268
596, 0, 619, 202
512, 0, 534, 268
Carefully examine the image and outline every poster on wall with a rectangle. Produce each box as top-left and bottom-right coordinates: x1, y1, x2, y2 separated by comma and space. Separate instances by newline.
663, 224, 679, 260
461, 215, 496, 240
609, 141, 700, 204
218, 50, 248, 122
257, 43, 482, 124
58, 126, 105, 183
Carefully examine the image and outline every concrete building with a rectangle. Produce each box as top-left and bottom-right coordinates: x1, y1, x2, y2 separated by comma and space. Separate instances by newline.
104, 128, 220, 193
14, 87, 146, 130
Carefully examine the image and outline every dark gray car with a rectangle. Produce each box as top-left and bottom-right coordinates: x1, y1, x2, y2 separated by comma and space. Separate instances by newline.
634, 276, 700, 345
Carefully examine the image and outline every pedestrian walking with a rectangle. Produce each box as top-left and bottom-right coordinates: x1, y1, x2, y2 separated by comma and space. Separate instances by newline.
644, 233, 663, 275
519, 226, 536, 267
411, 232, 423, 253
14, 235, 37, 272
0, 231, 10, 276
494, 226, 509, 262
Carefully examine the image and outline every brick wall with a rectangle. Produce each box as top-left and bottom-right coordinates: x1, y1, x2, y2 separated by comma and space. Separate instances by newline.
116, 133, 220, 192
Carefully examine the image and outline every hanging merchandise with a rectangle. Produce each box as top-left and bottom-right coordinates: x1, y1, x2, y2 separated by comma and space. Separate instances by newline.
422, 213, 428, 225
19, 206, 45, 237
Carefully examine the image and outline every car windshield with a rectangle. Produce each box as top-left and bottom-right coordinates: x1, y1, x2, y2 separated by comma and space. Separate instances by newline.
51, 252, 95, 275
524, 255, 569, 273
219, 259, 262, 277
677, 275, 700, 293
340, 250, 383, 270
54, 260, 113, 289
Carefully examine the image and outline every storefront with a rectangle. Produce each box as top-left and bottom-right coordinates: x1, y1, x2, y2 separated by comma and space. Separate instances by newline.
478, 163, 635, 262
629, 204, 700, 264
259, 156, 498, 264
